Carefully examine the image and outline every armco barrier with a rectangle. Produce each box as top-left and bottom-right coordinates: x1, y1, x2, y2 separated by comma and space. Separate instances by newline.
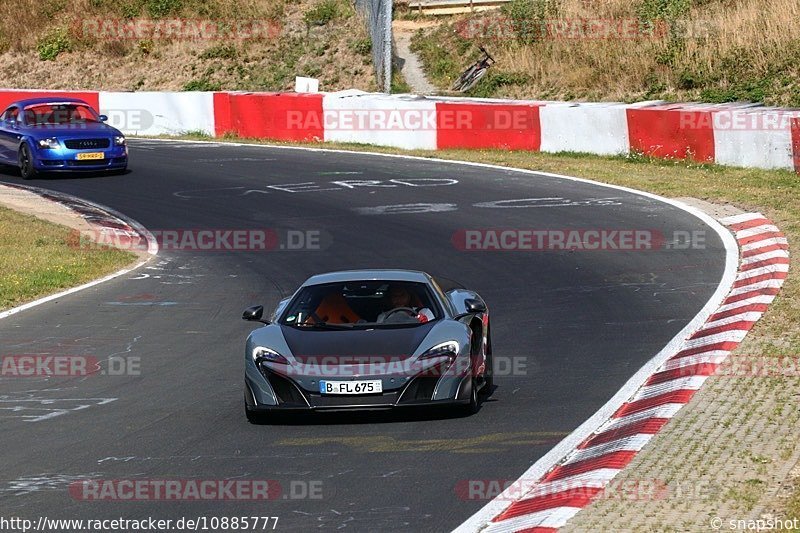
539, 102, 629, 156
709, 106, 800, 171
214, 92, 324, 141
793, 118, 800, 173
435, 101, 541, 150
1, 88, 799, 173
323, 92, 437, 150
99, 91, 215, 136
626, 103, 716, 162
0, 89, 100, 113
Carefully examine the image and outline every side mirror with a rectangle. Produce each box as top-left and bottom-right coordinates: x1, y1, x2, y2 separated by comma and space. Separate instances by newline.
99, 114, 108, 122
242, 305, 269, 324
464, 298, 487, 314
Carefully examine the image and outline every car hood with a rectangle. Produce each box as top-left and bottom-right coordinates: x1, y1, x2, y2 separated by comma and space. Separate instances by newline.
280, 323, 436, 362
25, 122, 119, 136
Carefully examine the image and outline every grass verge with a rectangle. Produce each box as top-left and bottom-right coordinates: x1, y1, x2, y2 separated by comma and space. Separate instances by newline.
0, 205, 137, 311
156, 132, 799, 521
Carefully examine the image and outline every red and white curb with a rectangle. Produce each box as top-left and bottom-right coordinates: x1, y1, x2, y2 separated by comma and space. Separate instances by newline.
0, 184, 157, 321
456, 212, 788, 533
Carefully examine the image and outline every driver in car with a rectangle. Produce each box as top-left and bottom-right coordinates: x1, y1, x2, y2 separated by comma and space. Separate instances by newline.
376, 285, 434, 324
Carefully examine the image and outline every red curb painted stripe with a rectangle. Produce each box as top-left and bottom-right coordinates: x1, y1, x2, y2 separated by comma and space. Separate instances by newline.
741, 243, 789, 258
728, 218, 771, 232
645, 363, 718, 385
545, 451, 638, 482
733, 271, 787, 288
740, 257, 790, 271
579, 418, 670, 449
723, 287, 782, 305
612, 389, 697, 418
738, 231, 785, 246
472, 213, 787, 532
708, 303, 770, 322
669, 341, 738, 360
690, 320, 755, 339
494, 487, 605, 521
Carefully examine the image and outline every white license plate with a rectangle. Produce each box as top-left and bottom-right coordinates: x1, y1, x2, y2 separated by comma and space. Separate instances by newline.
319, 380, 382, 395
76, 152, 105, 161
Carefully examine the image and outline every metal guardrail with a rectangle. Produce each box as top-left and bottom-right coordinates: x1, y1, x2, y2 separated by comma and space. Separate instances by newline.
405, 0, 511, 16
354, 0, 393, 92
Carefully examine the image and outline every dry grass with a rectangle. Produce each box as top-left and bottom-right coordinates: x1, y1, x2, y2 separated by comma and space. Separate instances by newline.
413, 0, 800, 105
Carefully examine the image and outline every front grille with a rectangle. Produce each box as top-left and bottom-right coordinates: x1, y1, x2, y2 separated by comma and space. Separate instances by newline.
398, 376, 439, 403
67, 159, 108, 167
64, 138, 110, 149
263, 370, 308, 407
309, 391, 398, 407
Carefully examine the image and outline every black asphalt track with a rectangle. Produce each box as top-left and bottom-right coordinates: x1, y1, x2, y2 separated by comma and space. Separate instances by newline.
0, 140, 726, 532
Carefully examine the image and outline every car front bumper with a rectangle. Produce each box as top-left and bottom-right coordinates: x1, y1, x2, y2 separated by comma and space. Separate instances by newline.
33, 145, 128, 171
245, 357, 473, 411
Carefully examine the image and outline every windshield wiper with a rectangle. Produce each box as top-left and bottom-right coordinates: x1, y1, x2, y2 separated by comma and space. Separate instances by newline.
294, 322, 354, 330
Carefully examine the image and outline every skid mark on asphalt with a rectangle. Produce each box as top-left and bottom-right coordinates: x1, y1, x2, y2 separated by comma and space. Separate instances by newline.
275, 432, 566, 454
294, 506, 419, 530
95, 453, 339, 464
0, 473, 103, 495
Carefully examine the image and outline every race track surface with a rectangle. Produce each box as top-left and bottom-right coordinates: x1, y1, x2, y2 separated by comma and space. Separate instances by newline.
0, 140, 726, 531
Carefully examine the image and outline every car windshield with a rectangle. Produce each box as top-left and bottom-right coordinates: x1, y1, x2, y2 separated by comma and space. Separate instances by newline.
280, 280, 441, 328
24, 104, 101, 125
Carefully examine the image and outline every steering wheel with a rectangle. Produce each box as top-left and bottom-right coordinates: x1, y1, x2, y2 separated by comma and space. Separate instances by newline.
382, 307, 418, 322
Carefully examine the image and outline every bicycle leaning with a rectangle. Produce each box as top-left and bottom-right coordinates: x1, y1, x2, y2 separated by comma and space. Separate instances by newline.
451, 46, 495, 92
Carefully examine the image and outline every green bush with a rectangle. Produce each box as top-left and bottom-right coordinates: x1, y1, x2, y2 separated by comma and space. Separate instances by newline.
36, 27, 71, 61
183, 78, 222, 91
502, 0, 558, 45
466, 72, 532, 98
146, 0, 182, 17
200, 44, 237, 60
353, 37, 371, 56
637, 0, 691, 22
304, 0, 342, 27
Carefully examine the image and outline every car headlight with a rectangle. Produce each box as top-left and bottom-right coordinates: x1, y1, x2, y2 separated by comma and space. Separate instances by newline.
37, 138, 60, 149
418, 341, 460, 360
114, 136, 126, 146
252, 346, 289, 364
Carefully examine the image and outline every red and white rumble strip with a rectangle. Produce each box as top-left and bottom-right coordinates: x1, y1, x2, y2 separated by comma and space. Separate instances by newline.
456, 212, 788, 533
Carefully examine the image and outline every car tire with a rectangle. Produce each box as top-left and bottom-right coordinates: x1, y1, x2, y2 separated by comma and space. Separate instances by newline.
460, 376, 479, 416
245, 405, 265, 424
18, 144, 37, 180
479, 330, 493, 397
244, 389, 266, 424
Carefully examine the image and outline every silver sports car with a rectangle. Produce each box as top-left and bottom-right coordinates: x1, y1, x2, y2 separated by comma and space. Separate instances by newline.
242, 270, 492, 422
